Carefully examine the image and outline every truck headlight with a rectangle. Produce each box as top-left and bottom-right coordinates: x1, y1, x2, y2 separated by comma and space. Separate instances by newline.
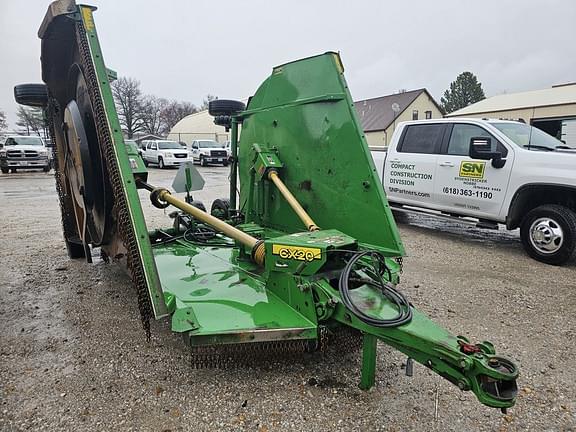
165, 152, 173, 158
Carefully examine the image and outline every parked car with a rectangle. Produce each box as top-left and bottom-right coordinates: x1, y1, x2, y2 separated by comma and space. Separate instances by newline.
0, 135, 51, 173
371, 118, 576, 265
140, 140, 192, 169
190, 140, 228, 166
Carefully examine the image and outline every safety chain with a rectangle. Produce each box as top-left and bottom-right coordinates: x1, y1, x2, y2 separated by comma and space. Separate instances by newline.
395, 256, 404, 274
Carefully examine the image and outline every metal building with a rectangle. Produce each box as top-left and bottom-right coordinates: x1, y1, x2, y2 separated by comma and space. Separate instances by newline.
446, 83, 576, 147
167, 110, 229, 146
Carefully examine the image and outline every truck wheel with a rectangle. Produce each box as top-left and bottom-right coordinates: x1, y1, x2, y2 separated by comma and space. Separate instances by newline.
1, 167, 8, 174
143, 159, 149, 167
200, 155, 207, 167
520, 204, 576, 265
43, 164, 50, 172
158, 157, 165, 169
10, 168, 17, 173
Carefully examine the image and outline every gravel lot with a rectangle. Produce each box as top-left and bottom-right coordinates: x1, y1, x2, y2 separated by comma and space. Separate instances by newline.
1, 167, 574, 431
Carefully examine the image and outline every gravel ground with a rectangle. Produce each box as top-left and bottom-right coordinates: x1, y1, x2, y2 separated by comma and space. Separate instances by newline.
1, 167, 575, 431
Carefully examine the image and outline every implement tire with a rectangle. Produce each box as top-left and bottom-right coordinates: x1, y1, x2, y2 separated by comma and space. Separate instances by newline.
211, 198, 230, 220
14, 83, 48, 108
208, 99, 245, 116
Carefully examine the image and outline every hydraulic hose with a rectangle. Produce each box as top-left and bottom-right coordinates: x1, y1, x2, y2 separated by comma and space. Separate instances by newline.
338, 250, 412, 327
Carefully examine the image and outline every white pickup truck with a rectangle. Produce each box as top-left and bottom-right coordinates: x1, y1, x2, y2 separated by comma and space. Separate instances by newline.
0, 135, 51, 173
371, 118, 576, 265
190, 140, 229, 166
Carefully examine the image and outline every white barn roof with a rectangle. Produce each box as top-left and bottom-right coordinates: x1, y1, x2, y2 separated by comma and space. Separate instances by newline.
446, 83, 576, 116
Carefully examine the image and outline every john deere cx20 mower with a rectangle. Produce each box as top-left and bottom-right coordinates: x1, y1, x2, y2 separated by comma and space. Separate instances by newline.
15, 0, 518, 411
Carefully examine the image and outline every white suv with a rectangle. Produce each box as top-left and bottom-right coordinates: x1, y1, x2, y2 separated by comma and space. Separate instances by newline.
140, 140, 191, 169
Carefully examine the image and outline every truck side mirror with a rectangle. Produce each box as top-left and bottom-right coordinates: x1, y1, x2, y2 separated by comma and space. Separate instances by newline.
469, 137, 506, 168
192, 144, 198, 149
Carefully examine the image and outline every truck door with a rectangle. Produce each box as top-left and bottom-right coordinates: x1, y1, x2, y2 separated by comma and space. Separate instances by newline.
434, 123, 514, 219
384, 123, 444, 208
191, 141, 199, 162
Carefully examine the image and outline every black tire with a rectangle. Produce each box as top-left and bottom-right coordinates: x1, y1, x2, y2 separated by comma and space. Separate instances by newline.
14, 83, 48, 108
208, 99, 245, 117
520, 204, 576, 265
211, 198, 230, 220
10, 168, 17, 173
143, 158, 149, 167
158, 157, 165, 169
191, 200, 207, 212
1, 167, 8, 174
43, 164, 50, 173
391, 208, 409, 224
200, 155, 207, 167
66, 239, 86, 259
222, 160, 229, 167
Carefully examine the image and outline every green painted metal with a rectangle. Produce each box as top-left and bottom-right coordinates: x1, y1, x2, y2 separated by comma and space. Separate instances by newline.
77, 6, 167, 318
360, 334, 377, 390
124, 141, 147, 177
317, 279, 517, 408
237, 52, 404, 257
35, 2, 518, 411
264, 229, 356, 276
152, 240, 317, 344
229, 118, 239, 209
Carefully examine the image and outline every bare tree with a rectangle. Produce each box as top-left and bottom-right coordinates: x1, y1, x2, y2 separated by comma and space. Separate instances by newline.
0, 109, 7, 131
199, 94, 218, 111
111, 77, 144, 138
140, 95, 169, 136
16, 106, 45, 135
160, 100, 197, 133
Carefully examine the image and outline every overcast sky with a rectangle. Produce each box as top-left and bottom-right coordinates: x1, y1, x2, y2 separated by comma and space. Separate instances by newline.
1, 0, 575, 128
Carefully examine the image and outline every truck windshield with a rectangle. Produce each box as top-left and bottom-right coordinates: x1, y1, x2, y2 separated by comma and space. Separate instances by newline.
5, 136, 44, 146
157, 141, 181, 150
490, 122, 566, 151
198, 141, 222, 148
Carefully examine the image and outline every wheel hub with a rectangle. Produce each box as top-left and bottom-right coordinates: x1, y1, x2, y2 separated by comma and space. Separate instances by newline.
61, 64, 112, 248
529, 217, 564, 254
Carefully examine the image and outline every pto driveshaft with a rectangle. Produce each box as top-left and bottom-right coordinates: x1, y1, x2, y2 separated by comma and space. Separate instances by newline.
268, 170, 319, 232
137, 179, 265, 264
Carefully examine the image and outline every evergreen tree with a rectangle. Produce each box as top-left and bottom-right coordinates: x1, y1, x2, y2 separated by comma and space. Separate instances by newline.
441, 72, 485, 113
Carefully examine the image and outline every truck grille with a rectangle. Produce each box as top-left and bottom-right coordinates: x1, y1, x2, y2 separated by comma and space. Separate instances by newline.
210, 150, 227, 157
174, 153, 188, 159
7, 149, 40, 158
